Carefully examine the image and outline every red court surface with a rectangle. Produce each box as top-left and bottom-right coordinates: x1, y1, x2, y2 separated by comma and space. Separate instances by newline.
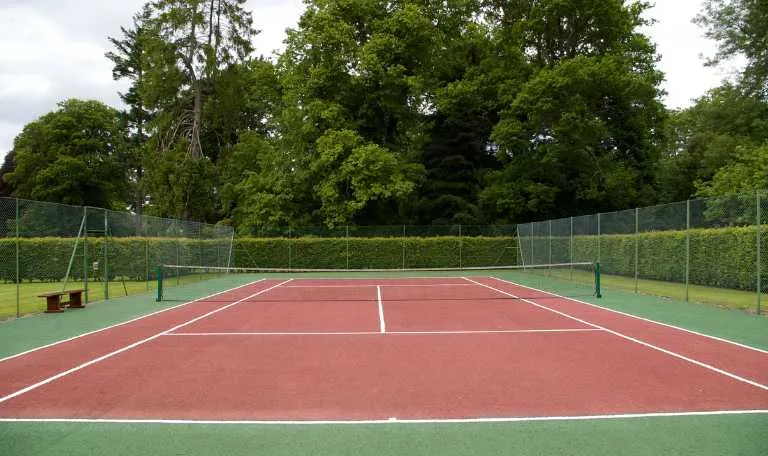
0, 277, 766, 422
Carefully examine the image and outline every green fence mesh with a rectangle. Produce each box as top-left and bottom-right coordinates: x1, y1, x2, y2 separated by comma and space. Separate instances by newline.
518, 191, 767, 313
0, 198, 233, 319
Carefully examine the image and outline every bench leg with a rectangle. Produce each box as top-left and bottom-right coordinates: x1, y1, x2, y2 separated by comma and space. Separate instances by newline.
44, 296, 64, 313
68, 292, 85, 309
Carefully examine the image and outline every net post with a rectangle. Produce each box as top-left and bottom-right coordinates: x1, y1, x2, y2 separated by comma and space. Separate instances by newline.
15, 197, 20, 318
757, 190, 762, 315
156, 265, 163, 302
634, 207, 639, 294
594, 262, 602, 298
685, 199, 690, 302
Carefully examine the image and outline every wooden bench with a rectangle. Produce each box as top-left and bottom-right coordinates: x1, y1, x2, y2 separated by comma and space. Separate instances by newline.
38, 290, 85, 313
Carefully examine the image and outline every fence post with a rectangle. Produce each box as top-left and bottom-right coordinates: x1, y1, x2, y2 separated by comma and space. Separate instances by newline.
15, 198, 20, 318
402, 225, 406, 270
597, 213, 601, 263
345, 225, 350, 270
458, 224, 463, 270
548, 219, 552, 275
83, 207, 89, 304
569, 217, 573, 279
288, 227, 292, 270
685, 199, 690, 302
634, 207, 639, 294
757, 191, 762, 315
104, 210, 109, 301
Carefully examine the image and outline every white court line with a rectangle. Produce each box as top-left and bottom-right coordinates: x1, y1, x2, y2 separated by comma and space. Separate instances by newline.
377, 286, 386, 333
463, 277, 768, 392
491, 276, 768, 355
163, 328, 603, 336
1, 409, 766, 425
0, 280, 292, 405
283, 283, 476, 288
0, 279, 267, 365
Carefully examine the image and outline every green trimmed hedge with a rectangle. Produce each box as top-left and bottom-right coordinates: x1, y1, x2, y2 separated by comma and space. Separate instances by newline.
577, 226, 764, 291
0, 227, 762, 292
0, 238, 230, 283
233, 237, 517, 269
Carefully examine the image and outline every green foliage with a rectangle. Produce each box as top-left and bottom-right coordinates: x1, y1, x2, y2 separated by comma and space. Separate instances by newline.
576, 226, 765, 291
696, 0, 768, 97
142, 143, 217, 220
0, 151, 16, 197
5, 100, 130, 208
696, 143, 768, 197
657, 85, 768, 202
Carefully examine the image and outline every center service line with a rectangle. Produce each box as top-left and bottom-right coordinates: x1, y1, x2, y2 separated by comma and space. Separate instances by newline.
377, 285, 386, 333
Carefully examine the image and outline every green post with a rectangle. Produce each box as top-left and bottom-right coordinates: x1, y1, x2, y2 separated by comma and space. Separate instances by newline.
685, 199, 690, 302
569, 217, 573, 280
597, 213, 601, 263
156, 265, 163, 302
458, 224, 463, 270
83, 207, 89, 304
401, 225, 406, 270
145, 239, 149, 291
595, 262, 602, 298
288, 227, 292, 270
104, 210, 109, 301
547, 219, 552, 275
757, 191, 762, 315
15, 198, 20, 318
634, 207, 639, 294
345, 225, 350, 270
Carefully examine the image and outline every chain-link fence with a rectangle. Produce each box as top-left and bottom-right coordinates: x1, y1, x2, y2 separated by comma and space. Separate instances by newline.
0, 197, 233, 319
517, 191, 767, 313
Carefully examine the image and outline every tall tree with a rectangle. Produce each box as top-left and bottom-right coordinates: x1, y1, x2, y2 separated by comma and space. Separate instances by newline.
4, 100, 130, 208
696, 0, 768, 98
480, 0, 665, 222
0, 151, 16, 197
656, 84, 768, 202
105, 4, 154, 214
142, 0, 256, 158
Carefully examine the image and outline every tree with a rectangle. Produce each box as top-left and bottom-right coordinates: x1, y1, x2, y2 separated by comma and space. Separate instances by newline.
106, 4, 154, 214
696, 0, 768, 98
142, 0, 256, 158
4, 100, 130, 208
696, 143, 768, 196
656, 84, 768, 202
0, 151, 15, 197
481, 0, 665, 221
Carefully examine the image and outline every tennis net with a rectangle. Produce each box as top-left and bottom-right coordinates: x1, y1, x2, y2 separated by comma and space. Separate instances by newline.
155, 262, 601, 303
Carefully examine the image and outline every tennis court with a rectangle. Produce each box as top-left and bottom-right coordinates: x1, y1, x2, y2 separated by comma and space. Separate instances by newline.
1, 272, 766, 424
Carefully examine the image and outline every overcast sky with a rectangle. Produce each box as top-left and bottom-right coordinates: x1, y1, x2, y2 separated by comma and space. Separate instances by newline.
0, 0, 739, 160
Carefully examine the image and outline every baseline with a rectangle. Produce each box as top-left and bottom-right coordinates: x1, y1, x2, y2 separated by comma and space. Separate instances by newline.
463, 277, 768, 392
1, 409, 766, 425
